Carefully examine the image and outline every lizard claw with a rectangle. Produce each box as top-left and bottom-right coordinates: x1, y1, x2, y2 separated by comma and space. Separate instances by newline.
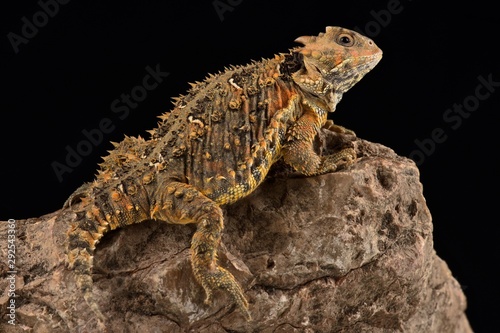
319, 147, 357, 173
199, 266, 251, 320
323, 119, 356, 136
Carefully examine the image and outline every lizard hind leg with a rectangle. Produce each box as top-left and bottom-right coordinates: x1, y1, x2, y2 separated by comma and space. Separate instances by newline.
152, 182, 251, 320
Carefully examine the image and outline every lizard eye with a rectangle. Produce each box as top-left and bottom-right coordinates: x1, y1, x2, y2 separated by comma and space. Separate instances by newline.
336, 33, 355, 47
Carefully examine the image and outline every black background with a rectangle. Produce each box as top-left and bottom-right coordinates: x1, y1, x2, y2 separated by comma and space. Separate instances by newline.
1, 1, 498, 331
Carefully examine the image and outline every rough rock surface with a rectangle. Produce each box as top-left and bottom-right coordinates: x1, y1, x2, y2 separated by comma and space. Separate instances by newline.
0, 133, 472, 332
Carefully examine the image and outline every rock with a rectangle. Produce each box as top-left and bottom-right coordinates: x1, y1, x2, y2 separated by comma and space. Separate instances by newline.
0, 133, 472, 332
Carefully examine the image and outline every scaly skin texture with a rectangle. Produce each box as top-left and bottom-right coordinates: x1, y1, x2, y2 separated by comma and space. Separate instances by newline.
63, 26, 382, 324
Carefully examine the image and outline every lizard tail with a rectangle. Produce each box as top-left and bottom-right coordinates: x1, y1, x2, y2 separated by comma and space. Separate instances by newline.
66, 207, 110, 322
64, 180, 151, 323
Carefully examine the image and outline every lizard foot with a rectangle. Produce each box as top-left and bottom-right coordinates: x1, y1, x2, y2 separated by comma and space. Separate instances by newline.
323, 119, 356, 136
319, 147, 357, 173
198, 265, 251, 320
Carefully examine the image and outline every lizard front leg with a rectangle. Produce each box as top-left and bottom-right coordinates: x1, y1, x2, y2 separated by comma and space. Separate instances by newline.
151, 181, 250, 320
282, 112, 356, 176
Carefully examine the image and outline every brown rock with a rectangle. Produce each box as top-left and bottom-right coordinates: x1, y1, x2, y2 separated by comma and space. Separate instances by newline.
0, 133, 472, 332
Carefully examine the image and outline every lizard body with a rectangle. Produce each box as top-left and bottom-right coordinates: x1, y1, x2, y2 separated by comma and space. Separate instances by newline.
64, 26, 382, 323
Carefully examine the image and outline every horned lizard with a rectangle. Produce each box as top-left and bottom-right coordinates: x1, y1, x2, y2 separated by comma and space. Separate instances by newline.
63, 26, 382, 325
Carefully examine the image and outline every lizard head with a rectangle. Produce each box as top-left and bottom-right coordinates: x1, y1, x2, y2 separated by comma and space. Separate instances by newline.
289, 26, 382, 96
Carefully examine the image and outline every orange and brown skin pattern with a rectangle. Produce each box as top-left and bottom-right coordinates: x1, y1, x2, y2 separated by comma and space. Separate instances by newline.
64, 26, 382, 324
